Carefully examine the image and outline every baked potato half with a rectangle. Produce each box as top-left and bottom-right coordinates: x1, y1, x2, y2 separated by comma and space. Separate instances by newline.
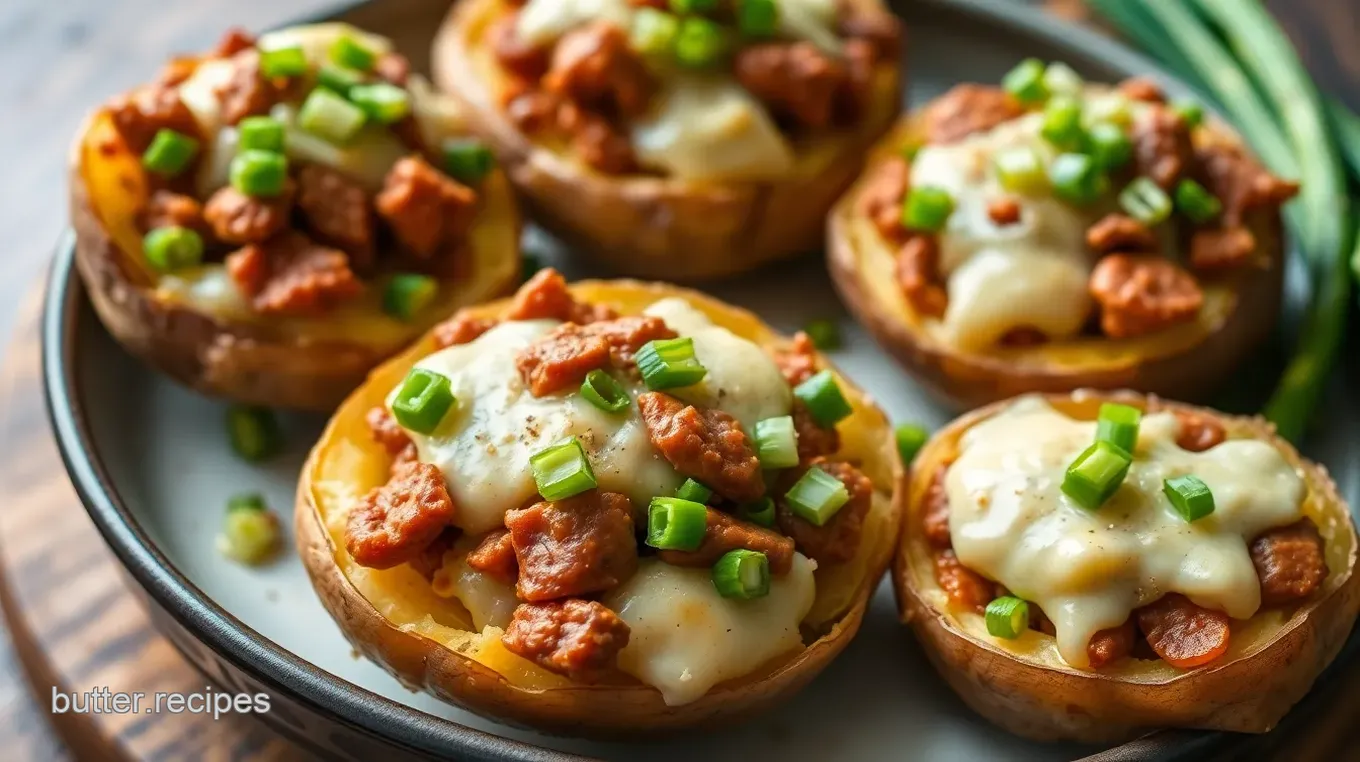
71, 23, 521, 411
296, 272, 903, 735
431, 0, 903, 280
828, 68, 1293, 409
893, 390, 1360, 743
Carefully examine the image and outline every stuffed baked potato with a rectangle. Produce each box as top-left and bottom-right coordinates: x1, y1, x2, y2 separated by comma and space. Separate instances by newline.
432, 0, 903, 280
894, 390, 1360, 742
829, 64, 1295, 409
297, 269, 903, 734
71, 23, 521, 411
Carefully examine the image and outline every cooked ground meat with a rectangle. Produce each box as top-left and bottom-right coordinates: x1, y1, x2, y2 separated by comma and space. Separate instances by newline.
211, 27, 256, 58
374, 52, 412, 87
569, 112, 638, 174
225, 231, 362, 315
140, 191, 206, 235
505, 88, 568, 134
858, 157, 910, 244
897, 236, 948, 318
792, 402, 840, 462
1189, 226, 1258, 271
507, 268, 619, 324
466, 529, 519, 585
502, 599, 630, 678
921, 464, 952, 549
1088, 254, 1203, 338
776, 460, 872, 564
1118, 76, 1167, 104
489, 12, 551, 81
1086, 213, 1159, 255
1131, 106, 1194, 189
365, 406, 415, 465
658, 508, 795, 574
109, 85, 201, 154
920, 84, 1023, 144
375, 156, 478, 259
1251, 519, 1328, 606
296, 164, 375, 270
203, 183, 295, 245
1171, 409, 1227, 452
346, 461, 456, 569
636, 392, 765, 503
214, 50, 282, 126
772, 331, 819, 387
515, 324, 612, 397
1195, 143, 1300, 227
408, 528, 460, 581
504, 491, 638, 602
1087, 619, 1137, 668
999, 327, 1047, 346
543, 21, 653, 119
933, 549, 995, 613
733, 42, 849, 130
1136, 593, 1231, 669
839, 6, 904, 62
986, 197, 1022, 227
432, 311, 498, 349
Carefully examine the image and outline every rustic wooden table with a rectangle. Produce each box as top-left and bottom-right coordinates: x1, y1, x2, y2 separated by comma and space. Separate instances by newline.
0, 0, 1355, 759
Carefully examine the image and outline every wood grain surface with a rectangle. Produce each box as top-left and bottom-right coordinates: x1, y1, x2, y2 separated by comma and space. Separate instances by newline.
0, 0, 1355, 760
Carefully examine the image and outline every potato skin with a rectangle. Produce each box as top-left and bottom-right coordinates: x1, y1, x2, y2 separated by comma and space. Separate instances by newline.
827, 108, 1285, 411
431, 0, 903, 281
296, 280, 903, 736
891, 390, 1360, 743
70, 110, 522, 412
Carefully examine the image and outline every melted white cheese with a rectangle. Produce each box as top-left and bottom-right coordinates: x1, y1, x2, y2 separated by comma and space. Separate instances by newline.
445, 558, 518, 631
270, 103, 408, 192
515, 0, 635, 47
947, 396, 1305, 667
604, 555, 816, 705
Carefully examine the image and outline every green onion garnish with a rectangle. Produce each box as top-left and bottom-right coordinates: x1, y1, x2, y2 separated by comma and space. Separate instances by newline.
218, 500, 280, 565
229, 149, 288, 198
1061, 440, 1132, 511
226, 405, 282, 462
631, 8, 680, 56
985, 596, 1030, 639
392, 368, 456, 435
530, 437, 598, 501
329, 34, 376, 71
348, 82, 411, 124
238, 116, 286, 154
1096, 403, 1142, 454
1048, 153, 1108, 206
645, 497, 708, 551
711, 549, 771, 600
142, 226, 204, 272
1042, 62, 1085, 97
1119, 177, 1173, 225
742, 497, 776, 527
441, 139, 495, 186
793, 370, 853, 428
802, 319, 841, 350
901, 186, 956, 232
784, 466, 850, 526
895, 423, 929, 464
993, 146, 1047, 195
1085, 94, 1132, 127
227, 493, 267, 513
636, 337, 708, 390
580, 369, 630, 414
1040, 95, 1086, 150
298, 88, 367, 144
1001, 58, 1050, 106
753, 415, 799, 470
1172, 99, 1205, 128
1163, 475, 1215, 522
675, 479, 712, 505
260, 46, 308, 79
673, 17, 727, 68
1174, 179, 1223, 223
669, 0, 718, 12
317, 64, 365, 96
141, 129, 200, 176
1087, 122, 1133, 171
737, 0, 779, 38
382, 274, 438, 322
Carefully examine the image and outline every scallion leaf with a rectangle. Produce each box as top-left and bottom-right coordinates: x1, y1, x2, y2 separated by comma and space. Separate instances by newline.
530, 437, 597, 501
645, 497, 708, 551
784, 466, 850, 526
711, 549, 771, 600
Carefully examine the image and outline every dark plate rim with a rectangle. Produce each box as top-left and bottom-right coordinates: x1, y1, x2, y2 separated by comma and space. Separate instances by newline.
39, 0, 1352, 759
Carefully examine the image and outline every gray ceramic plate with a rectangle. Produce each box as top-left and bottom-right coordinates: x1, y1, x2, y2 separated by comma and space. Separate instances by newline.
44, 0, 1360, 760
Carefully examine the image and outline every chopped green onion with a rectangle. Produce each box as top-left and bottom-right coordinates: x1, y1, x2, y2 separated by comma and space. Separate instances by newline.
993, 146, 1047, 195
737, 0, 779, 38
673, 17, 727, 68
645, 497, 708, 551
382, 274, 438, 322
1001, 58, 1050, 106
1172, 99, 1205, 128
784, 466, 850, 526
1042, 62, 1085, 97
1061, 440, 1132, 510
1174, 179, 1223, 223
742, 497, 776, 527
348, 82, 411, 124
711, 550, 771, 600
217, 502, 281, 565
901, 186, 956, 232
675, 479, 712, 505
226, 405, 281, 462
142, 226, 204, 272
754, 416, 799, 469
1040, 95, 1086, 150
669, 0, 718, 12
227, 493, 267, 513
1048, 153, 1108, 206
392, 368, 456, 435
317, 64, 365, 96
1163, 475, 1215, 522
329, 34, 377, 71
259, 46, 308, 79
298, 87, 367, 144
1119, 177, 1173, 225
802, 319, 841, 350
985, 596, 1030, 639
530, 437, 597, 501
1096, 403, 1142, 454
141, 129, 200, 176
895, 423, 929, 464
1084, 93, 1132, 127
441, 139, 495, 186
238, 116, 286, 153
1087, 122, 1132, 171
630, 8, 680, 56
229, 149, 288, 198
580, 369, 630, 414
636, 337, 708, 389
793, 370, 853, 428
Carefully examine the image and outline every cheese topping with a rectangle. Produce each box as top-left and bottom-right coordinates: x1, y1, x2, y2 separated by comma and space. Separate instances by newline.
946, 396, 1304, 667
604, 556, 816, 705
